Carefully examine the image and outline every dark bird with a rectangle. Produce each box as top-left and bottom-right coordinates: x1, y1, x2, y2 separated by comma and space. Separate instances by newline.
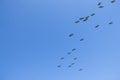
67, 52, 71, 55
73, 57, 77, 60
79, 17, 84, 20
60, 57, 64, 60
85, 16, 89, 19
91, 13, 95, 16
109, 21, 113, 24
83, 16, 89, 21
79, 68, 83, 71
71, 63, 75, 65
95, 25, 100, 28
72, 48, 76, 51
80, 38, 84, 41
98, 2, 102, 6
75, 20, 80, 23
57, 65, 61, 68
69, 33, 74, 37
83, 19, 88, 22
68, 65, 72, 68
111, 0, 116, 3
99, 6, 104, 8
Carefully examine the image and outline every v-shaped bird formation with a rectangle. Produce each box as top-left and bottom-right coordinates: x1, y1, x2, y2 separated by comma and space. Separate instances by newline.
57, 0, 116, 72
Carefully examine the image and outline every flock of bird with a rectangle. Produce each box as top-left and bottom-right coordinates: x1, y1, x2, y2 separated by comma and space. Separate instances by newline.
57, 0, 116, 72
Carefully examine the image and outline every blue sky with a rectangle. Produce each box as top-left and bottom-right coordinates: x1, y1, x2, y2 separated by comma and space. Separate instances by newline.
0, 0, 120, 80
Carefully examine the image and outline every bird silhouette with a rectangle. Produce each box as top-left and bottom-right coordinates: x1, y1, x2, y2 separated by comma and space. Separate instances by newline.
75, 20, 80, 23
83, 18, 88, 21
67, 52, 71, 55
99, 6, 104, 8
57, 65, 62, 68
83, 16, 89, 21
73, 57, 77, 60
109, 21, 113, 24
72, 48, 76, 51
86, 16, 89, 19
60, 57, 64, 60
95, 25, 100, 28
80, 38, 84, 41
71, 63, 75, 65
97, 2, 102, 6
79, 17, 84, 20
69, 33, 74, 37
91, 13, 95, 16
111, 0, 116, 3
68, 65, 72, 68
79, 68, 83, 71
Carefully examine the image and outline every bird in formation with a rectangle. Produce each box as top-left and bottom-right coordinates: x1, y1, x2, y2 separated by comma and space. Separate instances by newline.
111, 0, 116, 3
99, 5, 104, 8
60, 57, 64, 60
79, 68, 83, 71
80, 38, 84, 41
73, 57, 77, 60
95, 25, 100, 28
91, 13, 95, 16
69, 33, 74, 37
57, 65, 61, 68
72, 48, 76, 51
98, 2, 102, 6
75, 20, 80, 23
109, 21, 113, 24
79, 17, 84, 20
67, 52, 71, 55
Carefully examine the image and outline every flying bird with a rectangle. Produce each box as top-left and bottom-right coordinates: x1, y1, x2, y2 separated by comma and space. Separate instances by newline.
67, 52, 71, 55
60, 57, 64, 60
69, 33, 74, 37
109, 21, 113, 24
79, 17, 84, 20
91, 13, 95, 16
75, 20, 80, 23
99, 6, 104, 8
80, 38, 84, 41
85, 16, 89, 19
98, 2, 102, 6
57, 65, 61, 68
71, 63, 75, 65
73, 57, 77, 60
72, 48, 76, 51
83, 16, 89, 21
111, 0, 116, 3
95, 25, 100, 28
79, 68, 83, 71
68, 65, 72, 68
83, 19, 88, 22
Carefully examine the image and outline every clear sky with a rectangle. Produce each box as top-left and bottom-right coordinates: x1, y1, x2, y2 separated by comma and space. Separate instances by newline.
0, 0, 120, 80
